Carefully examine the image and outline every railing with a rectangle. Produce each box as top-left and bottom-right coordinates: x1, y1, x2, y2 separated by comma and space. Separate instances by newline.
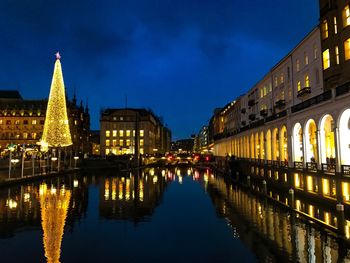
291, 90, 332, 113
275, 99, 285, 109
342, 165, 350, 176
272, 160, 280, 167
306, 162, 317, 172
297, 87, 311, 97
336, 81, 350, 96
321, 163, 335, 174
294, 161, 304, 170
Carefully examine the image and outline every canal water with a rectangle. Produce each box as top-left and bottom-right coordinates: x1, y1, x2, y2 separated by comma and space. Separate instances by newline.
0, 168, 349, 262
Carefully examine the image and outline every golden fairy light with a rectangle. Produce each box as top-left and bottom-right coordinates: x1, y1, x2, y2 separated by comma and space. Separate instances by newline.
41, 52, 72, 147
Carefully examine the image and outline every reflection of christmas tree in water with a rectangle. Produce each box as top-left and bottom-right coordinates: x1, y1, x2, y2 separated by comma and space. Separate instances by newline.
39, 184, 71, 263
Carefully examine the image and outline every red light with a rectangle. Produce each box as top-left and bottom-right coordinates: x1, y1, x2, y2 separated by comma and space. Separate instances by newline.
205, 156, 209, 161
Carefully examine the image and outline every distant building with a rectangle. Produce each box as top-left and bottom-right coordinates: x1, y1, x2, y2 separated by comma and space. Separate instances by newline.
171, 138, 194, 153
100, 108, 171, 156
89, 130, 100, 156
0, 90, 90, 154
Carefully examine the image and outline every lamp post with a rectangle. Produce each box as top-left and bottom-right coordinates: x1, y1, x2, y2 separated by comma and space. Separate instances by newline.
74, 156, 79, 169
8, 144, 16, 180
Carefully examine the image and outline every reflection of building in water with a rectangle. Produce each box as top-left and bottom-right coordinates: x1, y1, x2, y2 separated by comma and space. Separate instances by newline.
201, 174, 349, 262
39, 183, 71, 263
99, 174, 167, 223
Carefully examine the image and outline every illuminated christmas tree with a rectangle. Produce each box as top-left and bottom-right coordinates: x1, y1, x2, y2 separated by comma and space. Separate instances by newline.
41, 52, 72, 147
39, 183, 71, 263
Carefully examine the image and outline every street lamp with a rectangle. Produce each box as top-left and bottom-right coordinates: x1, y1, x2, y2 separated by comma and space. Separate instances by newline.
74, 156, 79, 169
8, 144, 16, 180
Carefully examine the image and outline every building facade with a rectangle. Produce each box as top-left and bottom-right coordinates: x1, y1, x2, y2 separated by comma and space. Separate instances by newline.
0, 90, 90, 154
100, 108, 171, 156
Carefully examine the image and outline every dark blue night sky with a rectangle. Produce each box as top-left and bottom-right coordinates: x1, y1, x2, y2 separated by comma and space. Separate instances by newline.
0, 0, 319, 139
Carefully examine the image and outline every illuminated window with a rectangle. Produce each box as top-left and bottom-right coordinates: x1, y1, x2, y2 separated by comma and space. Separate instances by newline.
296, 59, 300, 72
126, 130, 131, 137
280, 73, 284, 84
119, 139, 123, 146
335, 46, 340, 64
74, 120, 78, 125
126, 139, 130, 146
305, 75, 310, 87
343, 5, 350, 28
23, 133, 28, 139
15, 120, 20, 125
140, 139, 144, 146
0, 119, 2, 125
345, 38, 350, 60
112, 130, 117, 137
297, 81, 301, 91
32, 133, 37, 139
274, 76, 278, 87
40, 120, 44, 125
106, 140, 110, 146
133, 130, 135, 136
120, 116, 124, 121
32, 120, 36, 125
106, 130, 110, 137
323, 49, 330, 69
260, 88, 264, 98
140, 130, 144, 137
334, 16, 338, 34
112, 140, 116, 146
119, 130, 124, 137
321, 19, 328, 39
140, 148, 144, 154
304, 54, 309, 65
106, 149, 110, 155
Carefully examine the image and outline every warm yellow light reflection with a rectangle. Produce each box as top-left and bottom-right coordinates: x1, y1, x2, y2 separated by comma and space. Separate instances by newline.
323, 179, 330, 196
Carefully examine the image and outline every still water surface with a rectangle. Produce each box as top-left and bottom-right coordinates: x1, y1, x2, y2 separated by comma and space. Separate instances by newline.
0, 168, 349, 262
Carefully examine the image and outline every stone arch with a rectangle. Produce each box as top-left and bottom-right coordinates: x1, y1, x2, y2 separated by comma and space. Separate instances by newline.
338, 109, 350, 165
272, 128, 279, 161
266, 129, 272, 160
304, 119, 318, 162
293, 123, 303, 162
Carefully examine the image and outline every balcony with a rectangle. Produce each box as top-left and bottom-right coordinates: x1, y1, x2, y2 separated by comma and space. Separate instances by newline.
248, 99, 255, 107
241, 108, 246, 114
297, 87, 311, 97
260, 109, 268, 117
275, 99, 285, 109
248, 114, 256, 121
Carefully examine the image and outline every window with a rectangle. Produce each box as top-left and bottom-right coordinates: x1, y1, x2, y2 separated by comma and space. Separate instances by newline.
119, 130, 124, 137
280, 73, 284, 84
120, 116, 124, 121
106, 140, 110, 146
15, 120, 20, 125
106, 130, 110, 137
23, 133, 28, 139
126, 130, 131, 137
119, 139, 124, 146
321, 19, 328, 39
323, 49, 330, 69
31, 119, 36, 125
32, 133, 37, 139
0, 119, 2, 125
112, 140, 116, 146
74, 120, 78, 125
260, 104, 267, 110
313, 45, 318, 59
140, 130, 144, 137
6, 120, 11, 125
113, 130, 117, 137
304, 54, 309, 65
305, 75, 310, 87
126, 139, 130, 146
113, 117, 117, 121
343, 5, 350, 28
297, 81, 301, 91
133, 130, 135, 137
106, 149, 110, 155
296, 59, 300, 72
40, 120, 44, 125
140, 139, 144, 146
334, 16, 338, 34
274, 76, 278, 87
335, 46, 340, 64
345, 38, 350, 60
281, 91, 285, 100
